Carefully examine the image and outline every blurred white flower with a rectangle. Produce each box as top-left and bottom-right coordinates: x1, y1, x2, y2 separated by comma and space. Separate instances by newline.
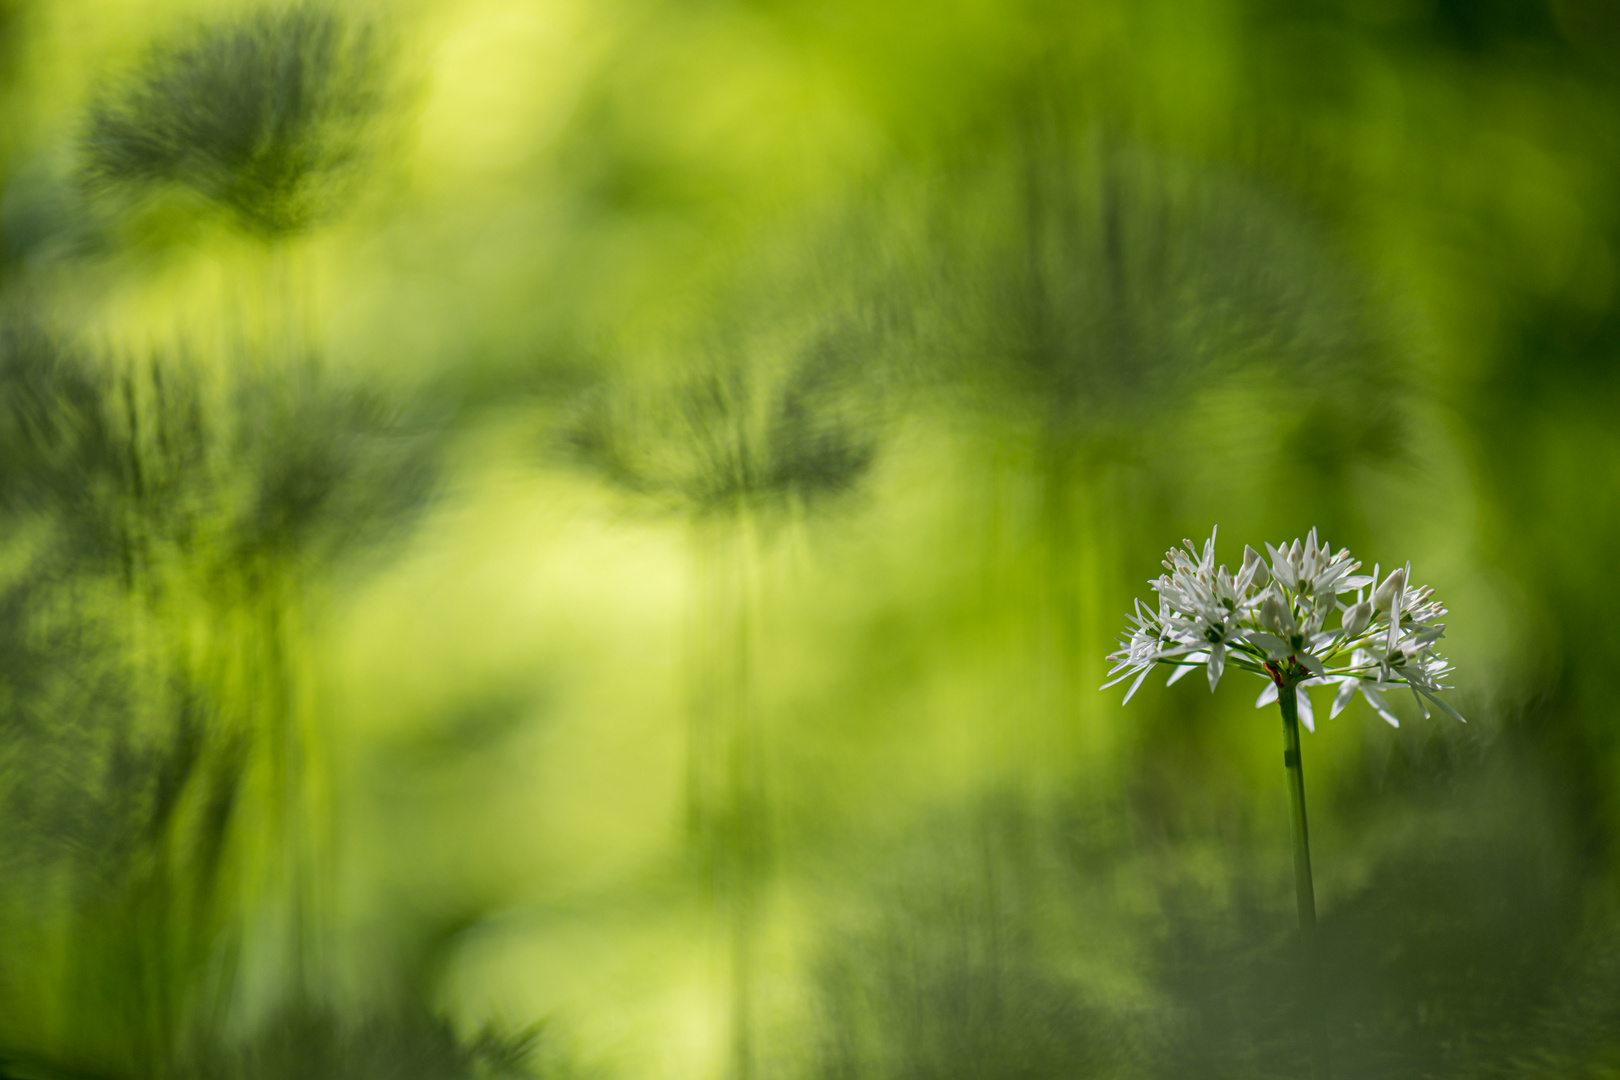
1103, 527, 1465, 727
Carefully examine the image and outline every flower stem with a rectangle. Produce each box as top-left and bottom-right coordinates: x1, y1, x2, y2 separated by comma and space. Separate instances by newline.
1278, 683, 1332, 1079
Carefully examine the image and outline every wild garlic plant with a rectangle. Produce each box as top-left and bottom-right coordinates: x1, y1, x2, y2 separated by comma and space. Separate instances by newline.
1104, 527, 1465, 1078
1104, 526, 1463, 728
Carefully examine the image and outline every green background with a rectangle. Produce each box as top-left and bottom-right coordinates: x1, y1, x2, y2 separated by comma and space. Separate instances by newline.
1, 0, 1618, 1076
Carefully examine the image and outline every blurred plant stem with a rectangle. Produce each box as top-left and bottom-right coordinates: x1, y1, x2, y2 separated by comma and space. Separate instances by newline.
248, 572, 321, 1007
1038, 451, 1112, 768
689, 512, 767, 1080
1278, 683, 1331, 1080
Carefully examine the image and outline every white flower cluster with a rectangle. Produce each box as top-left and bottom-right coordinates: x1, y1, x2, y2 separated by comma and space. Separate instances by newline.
1103, 528, 1463, 729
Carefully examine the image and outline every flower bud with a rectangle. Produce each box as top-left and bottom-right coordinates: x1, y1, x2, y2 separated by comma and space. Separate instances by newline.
1260, 592, 1297, 637
1243, 545, 1269, 588
1303, 599, 1328, 635
1342, 599, 1374, 637
1374, 567, 1406, 612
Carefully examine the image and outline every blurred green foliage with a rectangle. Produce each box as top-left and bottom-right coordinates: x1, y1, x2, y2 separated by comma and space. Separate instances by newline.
1, 0, 1619, 1077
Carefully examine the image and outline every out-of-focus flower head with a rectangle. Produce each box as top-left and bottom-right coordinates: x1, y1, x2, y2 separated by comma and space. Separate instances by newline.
81, 3, 383, 237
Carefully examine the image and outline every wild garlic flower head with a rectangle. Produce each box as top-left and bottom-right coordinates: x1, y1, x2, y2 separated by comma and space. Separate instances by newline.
1103, 527, 1464, 730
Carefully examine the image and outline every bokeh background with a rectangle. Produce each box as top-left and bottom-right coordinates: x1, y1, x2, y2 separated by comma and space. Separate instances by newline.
1, 0, 1619, 1076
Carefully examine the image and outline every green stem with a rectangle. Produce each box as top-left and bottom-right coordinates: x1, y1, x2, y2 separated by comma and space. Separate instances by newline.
1278, 683, 1332, 1080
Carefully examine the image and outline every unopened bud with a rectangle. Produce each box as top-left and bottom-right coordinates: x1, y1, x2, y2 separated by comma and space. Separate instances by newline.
1374, 567, 1406, 612
1260, 592, 1297, 637
1243, 545, 1269, 588
1342, 599, 1374, 637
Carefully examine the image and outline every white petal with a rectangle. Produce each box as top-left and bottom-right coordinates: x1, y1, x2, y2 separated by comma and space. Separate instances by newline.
1423, 689, 1468, 724
1256, 682, 1279, 708
1361, 685, 1400, 727
1101, 667, 1140, 689
1297, 687, 1315, 732
1267, 543, 1297, 589
1331, 679, 1356, 719
1249, 632, 1291, 660
1166, 656, 1204, 685
1207, 643, 1226, 692
1122, 666, 1152, 705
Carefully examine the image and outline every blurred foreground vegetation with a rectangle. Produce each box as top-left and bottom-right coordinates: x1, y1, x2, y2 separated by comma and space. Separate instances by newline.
3, 0, 1620, 1077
